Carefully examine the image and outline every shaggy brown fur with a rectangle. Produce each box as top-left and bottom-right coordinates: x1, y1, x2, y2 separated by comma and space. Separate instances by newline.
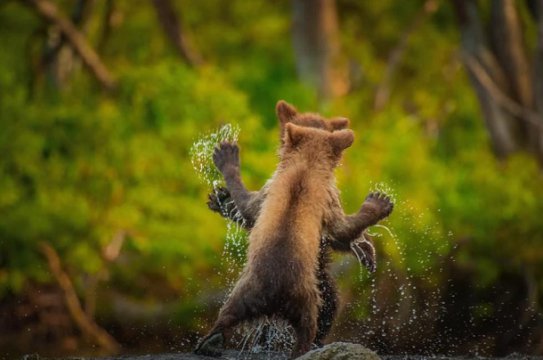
206, 101, 385, 345
207, 100, 375, 266
195, 124, 356, 358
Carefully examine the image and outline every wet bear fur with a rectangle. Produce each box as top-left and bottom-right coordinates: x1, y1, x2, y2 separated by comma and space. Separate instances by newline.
206, 101, 388, 345
195, 123, 356, 358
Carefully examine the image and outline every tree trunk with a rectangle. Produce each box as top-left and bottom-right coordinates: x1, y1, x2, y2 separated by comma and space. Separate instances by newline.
533, 0, 543, 164
452, 0, 518, 158
291, 0, 348, 100
490, 0, 533, 108
97, 0, 114, 52
151, 0, 202, 67
451, 0, 543, 165
490, 0, 540, 155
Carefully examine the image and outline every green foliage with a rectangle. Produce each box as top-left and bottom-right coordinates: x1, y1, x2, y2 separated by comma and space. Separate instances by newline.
0, 57, 260, 298
0, 0, 542, 351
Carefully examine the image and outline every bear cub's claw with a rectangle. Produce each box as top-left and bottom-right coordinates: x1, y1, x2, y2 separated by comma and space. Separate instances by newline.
363, 191, 394, 220
207, 186, 231, 213
213, 141, 240, 174
352, 238, 377, 273
194, 332, 224, 357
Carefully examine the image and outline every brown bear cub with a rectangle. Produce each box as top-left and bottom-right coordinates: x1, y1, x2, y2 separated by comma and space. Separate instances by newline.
206, 101, 385, 346
208, 100, 380, 346
195, 124, 356, 357
196, 121, 394, 357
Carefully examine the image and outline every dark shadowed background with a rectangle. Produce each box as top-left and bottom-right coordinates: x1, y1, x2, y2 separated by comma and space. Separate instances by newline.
0, 0, 542, 358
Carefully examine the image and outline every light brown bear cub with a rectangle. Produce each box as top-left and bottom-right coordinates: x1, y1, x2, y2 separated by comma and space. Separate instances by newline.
195, 123, 355, 357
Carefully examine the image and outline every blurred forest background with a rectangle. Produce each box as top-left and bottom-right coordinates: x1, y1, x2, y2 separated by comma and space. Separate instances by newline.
1, 0, 543, 358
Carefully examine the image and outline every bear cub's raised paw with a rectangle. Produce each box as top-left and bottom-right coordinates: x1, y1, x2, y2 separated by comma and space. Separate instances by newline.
213, 141, 240, 175
362, 191, 394, 222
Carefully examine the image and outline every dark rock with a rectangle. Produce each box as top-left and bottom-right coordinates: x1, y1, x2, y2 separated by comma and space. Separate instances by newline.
295, 342, 380, 360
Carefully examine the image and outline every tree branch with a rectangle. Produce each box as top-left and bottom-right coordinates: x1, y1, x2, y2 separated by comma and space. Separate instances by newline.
292, 0, 348, 100
490, 0, 533, 107
40, 242, 121, 354
534, 0, 543, 115
24, 0, 117, 90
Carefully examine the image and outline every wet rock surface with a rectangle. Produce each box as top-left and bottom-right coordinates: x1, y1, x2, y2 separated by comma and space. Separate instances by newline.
21, 343, 543, 360
114, 343, 378, 359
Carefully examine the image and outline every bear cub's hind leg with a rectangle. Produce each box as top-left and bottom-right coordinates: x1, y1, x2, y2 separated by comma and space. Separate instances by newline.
291, 313, 318, 358
194, 284, 259, 357
315, 268, 338, 346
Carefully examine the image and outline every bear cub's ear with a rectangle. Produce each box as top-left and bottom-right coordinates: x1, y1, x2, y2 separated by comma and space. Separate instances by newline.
276, 100, 298, 124
330, 129, 354, 153
329, 117, 350, 130
285, 122, 305, 147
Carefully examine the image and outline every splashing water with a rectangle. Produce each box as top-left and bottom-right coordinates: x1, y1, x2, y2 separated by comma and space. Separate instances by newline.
190, 123, 248, 276
369, 181, 398, 204
235, 318, 294, 357
336, 188, 495, 356
190, 123, 241, 187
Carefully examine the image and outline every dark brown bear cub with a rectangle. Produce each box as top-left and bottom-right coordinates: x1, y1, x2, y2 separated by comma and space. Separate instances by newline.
205, 101, 391, 347
195, 124, 355, 357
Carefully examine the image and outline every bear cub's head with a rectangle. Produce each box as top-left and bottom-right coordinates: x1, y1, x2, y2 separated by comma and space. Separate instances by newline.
276, 100, 350, 144
281, 122, 354, 169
